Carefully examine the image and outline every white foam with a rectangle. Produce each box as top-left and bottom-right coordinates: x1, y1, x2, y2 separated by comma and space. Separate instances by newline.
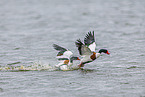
0, 62, 54, 71
0, 62, 80, 71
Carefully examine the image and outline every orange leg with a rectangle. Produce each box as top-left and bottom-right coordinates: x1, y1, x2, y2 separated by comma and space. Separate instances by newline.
78, 63, 84, 68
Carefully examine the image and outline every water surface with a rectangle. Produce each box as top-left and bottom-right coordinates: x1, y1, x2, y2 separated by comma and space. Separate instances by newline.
0, 0, 145, 97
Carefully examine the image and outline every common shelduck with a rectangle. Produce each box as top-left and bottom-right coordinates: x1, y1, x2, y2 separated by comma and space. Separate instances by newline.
53, 44, 80, 70
75, 31, 110, 68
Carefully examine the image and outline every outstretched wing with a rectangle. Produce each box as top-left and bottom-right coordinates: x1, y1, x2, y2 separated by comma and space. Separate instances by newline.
84, 31, 96, 52
53, 44, 67, 55
53, 44, 73, 58
75, 39, 92, 56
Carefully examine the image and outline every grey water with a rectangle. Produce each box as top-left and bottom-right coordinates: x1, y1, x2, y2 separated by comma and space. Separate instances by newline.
0, 0, 145, 97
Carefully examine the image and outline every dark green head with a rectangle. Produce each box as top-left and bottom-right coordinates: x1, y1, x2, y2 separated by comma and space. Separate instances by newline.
98, 49, 110, 55
70, 57, 80, 63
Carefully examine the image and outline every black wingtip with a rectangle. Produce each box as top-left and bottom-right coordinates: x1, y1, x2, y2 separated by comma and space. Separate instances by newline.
75, 39, 83, 47
53, 44, 67, 52
53, 44, 59, 50
75, 39, 83, 55
84, 31, 95, 46
53, 44, 57, 48
92, 31, 94, 37
87, 31, 95, 39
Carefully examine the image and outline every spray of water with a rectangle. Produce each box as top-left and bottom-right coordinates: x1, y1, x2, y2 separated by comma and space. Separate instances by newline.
0, 61, 80, 71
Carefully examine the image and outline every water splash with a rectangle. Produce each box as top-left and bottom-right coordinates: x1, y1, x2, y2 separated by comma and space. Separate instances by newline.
0, 62, 54, 71
0, 62, 80, 71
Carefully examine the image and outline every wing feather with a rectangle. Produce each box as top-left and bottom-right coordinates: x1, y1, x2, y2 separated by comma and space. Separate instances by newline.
84, 31, 96, 52
53, 44, 73, 58
75, 39, 92, 56
53, 44, 67, 52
